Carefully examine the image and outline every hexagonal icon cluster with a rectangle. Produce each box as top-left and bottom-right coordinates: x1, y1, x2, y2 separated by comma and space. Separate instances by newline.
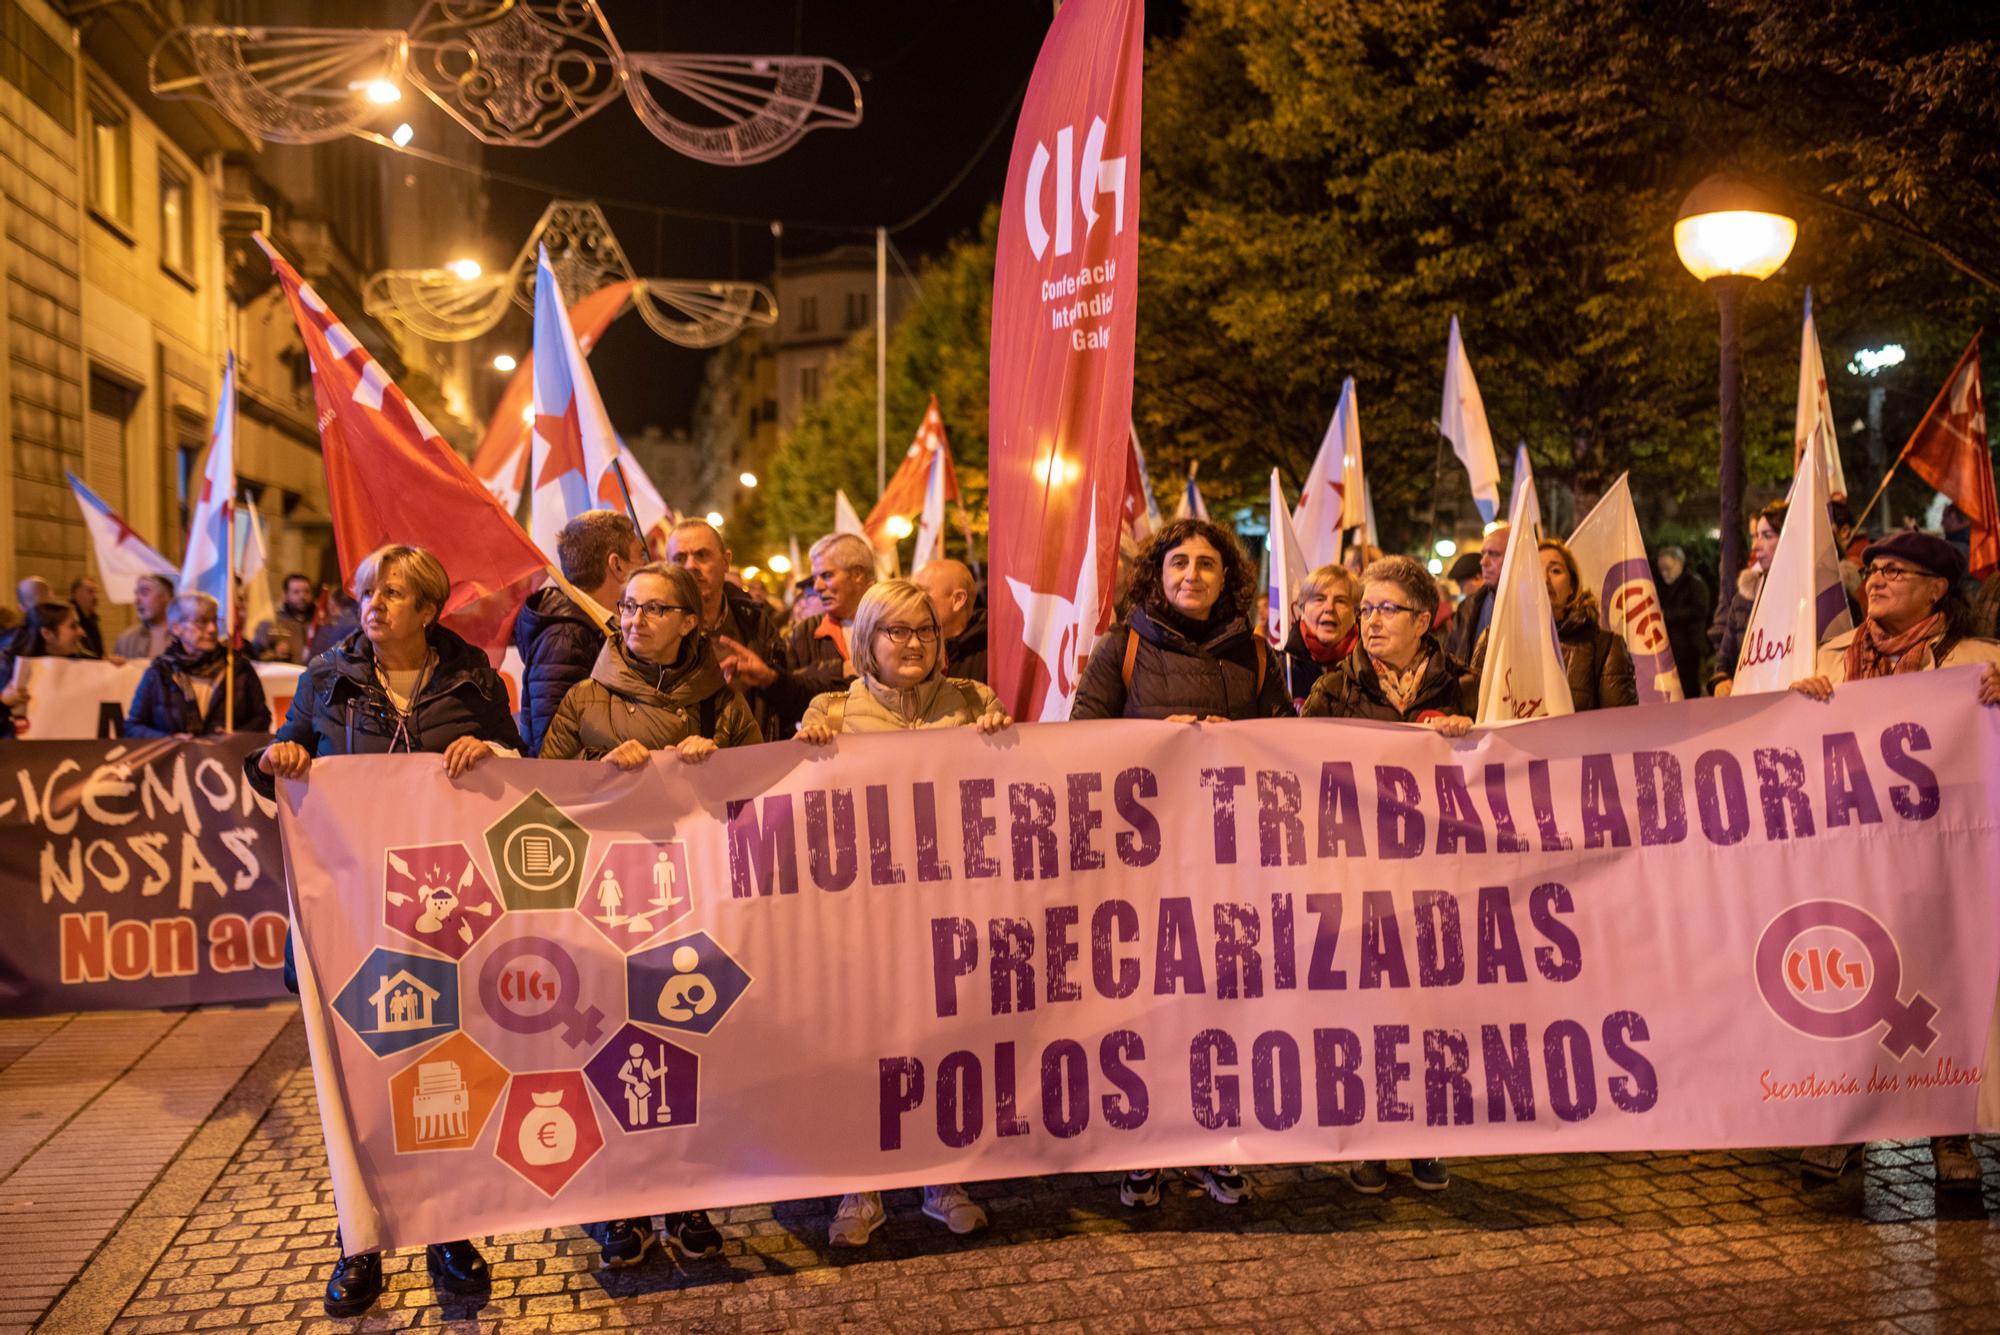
483, 791, 588, 911
387, 1031, 508, 1153
627, 932, 751, 1037
383, 842, 503, 960
582, 1022, 698, 1134
332, 948, 459, 1057
578, 839, 694, 951
494, 1070, 604, 1197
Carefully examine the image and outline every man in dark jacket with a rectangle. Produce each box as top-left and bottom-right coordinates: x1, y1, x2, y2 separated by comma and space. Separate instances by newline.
771, 532, 876, 734
913, 558, 987, 683
515, 511, 644, 755
1444, 524, 1508, 664
1655, 546, 1710, 699
664, 518, 788, 736
69, 577, 106, 659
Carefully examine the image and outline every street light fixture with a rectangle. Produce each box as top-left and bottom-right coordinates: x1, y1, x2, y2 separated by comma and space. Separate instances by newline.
446, 257, 483, 281
738, 471, 759, 488
491, 353, 518, 373
1674, 172, 1796, 583
705, 511, 725, 527
884, 514, 914, 540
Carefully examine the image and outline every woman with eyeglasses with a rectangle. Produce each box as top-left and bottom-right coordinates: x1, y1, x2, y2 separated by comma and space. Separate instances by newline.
539, 561, 756, 1270
1283, 563, 1361, 709
1299, 553, 1471, 1195
124, 592, 270, 737
1073, 517, 1291, 1213
1469, 538, 1635, 712
796, 579, 1010, 1246
1786, 530, 2000, 1191
244, 544, 522, 1318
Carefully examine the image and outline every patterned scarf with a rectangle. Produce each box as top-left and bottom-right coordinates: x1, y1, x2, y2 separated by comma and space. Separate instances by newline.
1373, 653, 1430, 715
1842, 611, 1945, 681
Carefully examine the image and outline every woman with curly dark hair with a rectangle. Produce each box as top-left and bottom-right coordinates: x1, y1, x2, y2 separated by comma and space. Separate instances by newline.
1070, 516, 1295, 723
1071, 516, 1291, 1213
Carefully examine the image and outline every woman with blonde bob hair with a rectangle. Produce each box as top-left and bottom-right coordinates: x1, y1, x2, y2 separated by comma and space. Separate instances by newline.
245, 543, 520, 1318
797, 579, 1009, 1247
1283, 562, 1362, 707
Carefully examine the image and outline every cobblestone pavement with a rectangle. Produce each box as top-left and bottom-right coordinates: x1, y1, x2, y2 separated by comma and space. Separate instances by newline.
7, 1005, 1999, 1334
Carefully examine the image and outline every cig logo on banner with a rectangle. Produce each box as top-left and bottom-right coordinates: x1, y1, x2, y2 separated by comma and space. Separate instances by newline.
1754, 900, 1939, 1058
1023, 118, 1126, 260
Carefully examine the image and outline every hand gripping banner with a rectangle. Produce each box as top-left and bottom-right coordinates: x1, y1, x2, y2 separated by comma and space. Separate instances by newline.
278, 670, 2000, 1253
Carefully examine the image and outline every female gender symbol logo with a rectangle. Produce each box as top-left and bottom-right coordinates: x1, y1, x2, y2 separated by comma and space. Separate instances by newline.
1753, 901, 1939, 1058
477, 936, 607, 1050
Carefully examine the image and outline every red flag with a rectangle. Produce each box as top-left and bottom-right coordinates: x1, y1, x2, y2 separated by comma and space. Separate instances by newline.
1900, 334, 1996, 578
258, 235, 557, 657
470, 281, 636, 511
988, 0, 1143, 719
866, 395, 961, 539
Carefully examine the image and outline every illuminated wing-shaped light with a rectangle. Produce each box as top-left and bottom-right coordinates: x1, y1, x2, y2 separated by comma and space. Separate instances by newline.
620, 52, 862, 166
149, 25, 409, 145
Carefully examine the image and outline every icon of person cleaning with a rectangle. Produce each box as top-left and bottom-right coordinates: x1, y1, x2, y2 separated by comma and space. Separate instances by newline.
617, 1041, 670, 1126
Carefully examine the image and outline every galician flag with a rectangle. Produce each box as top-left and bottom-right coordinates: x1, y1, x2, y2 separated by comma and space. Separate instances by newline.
1172, 461, 1209, 522
1475, 444, 1574, 723
1119, 423, 1163, 556
235, 497, 275, 646
65, 473, 176, 603
181, 353, 240, 623
910, 440, 950, 571
1731, 436, 1854, 695
1567, 474, 1683, 704
1293, 377, 1361, 570
1264, 469, 1309, 650
1794, 289, 1848, 500
529, 250, 669, 555
1441, 315, 1502, 523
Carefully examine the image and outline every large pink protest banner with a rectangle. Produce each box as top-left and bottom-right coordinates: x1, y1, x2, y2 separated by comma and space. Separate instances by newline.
279, 670, 2000, 1253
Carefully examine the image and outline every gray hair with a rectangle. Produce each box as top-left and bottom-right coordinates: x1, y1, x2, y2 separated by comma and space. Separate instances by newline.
1361, 554, 1441, 621
167, 591, 219, 627
809, 531, 875, 577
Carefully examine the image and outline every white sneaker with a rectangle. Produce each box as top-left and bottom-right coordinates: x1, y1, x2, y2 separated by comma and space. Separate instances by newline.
1800, 1143, 1859, 1180
921, 1183, 989, 1234
828, 1191, 885, 1247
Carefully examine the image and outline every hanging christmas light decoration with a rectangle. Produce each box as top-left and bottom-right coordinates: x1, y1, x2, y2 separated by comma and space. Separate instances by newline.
149, 0, 861, 163
362, 199, 779, 349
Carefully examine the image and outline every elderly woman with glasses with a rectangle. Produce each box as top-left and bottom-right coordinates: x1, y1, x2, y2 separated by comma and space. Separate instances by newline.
1283, 563, 1361, 708
796, 579, 1010, 1246
1787, 530, 2000, 1191
538, 560, 757, 1270
245, 544, 522, 1318
124, 592, 270, 737
1299, 552, 1471, 1194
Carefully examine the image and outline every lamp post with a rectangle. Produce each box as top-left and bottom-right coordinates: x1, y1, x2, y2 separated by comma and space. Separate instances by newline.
1673, 174, 1797, 583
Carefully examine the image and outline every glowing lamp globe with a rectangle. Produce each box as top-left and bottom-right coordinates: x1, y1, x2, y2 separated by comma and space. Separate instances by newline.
1673, 174, 1796, 282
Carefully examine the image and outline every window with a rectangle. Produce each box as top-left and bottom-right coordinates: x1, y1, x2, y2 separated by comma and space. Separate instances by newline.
845, 291, 870, 329
160, 159, 193, 278
797, 295, 818, 333
800, 366, 821, 404
87, 92, 130, 227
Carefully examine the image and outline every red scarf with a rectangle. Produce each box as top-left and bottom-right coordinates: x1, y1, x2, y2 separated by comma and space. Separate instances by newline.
1843, 612, 1945, 681
1301, 622, 1357, 666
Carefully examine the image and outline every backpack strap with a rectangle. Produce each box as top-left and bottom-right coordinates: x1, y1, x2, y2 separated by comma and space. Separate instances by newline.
698, 693, 719, 741
1253, 637, 1268, 694
824, 691, 847, 731
1120, 627, 1140, 691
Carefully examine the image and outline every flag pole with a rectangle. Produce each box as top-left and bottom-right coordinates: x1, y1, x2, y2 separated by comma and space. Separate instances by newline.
1852, 329, 1986, 534
607, 458, 648, 546
223, 498, 236, 735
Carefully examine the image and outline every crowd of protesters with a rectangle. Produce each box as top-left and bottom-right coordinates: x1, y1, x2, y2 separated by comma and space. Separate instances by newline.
5, 497, 1997, 1317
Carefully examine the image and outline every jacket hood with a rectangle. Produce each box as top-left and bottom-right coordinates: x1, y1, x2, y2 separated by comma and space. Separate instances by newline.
1736, 564, 1766, 600
1130, 604, 1253, 654
590, 632, 726, 708
516, 586, 603, 641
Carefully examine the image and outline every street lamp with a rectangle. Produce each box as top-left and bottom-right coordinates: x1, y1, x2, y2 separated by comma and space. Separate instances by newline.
491, 353, 517, 373
1674, 173, 1796, 582
884, 515, 914, 540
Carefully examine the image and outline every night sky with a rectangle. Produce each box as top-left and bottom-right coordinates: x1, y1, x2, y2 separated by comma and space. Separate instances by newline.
462, 1, 1069, 434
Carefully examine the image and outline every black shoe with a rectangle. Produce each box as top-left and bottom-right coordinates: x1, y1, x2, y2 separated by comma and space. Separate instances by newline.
665, 1209, 724, 1258
1409, 1158, 1450, 1191
1344, 1160, 1390, 1195
599, 1217, 657, 1269
425, 1239, 490, 1297
323, 1250, 383, 1317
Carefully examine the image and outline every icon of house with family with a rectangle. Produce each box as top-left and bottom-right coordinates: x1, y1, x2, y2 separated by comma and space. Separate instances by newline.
333, 948, 461, 1058
368, 969, 442, 1033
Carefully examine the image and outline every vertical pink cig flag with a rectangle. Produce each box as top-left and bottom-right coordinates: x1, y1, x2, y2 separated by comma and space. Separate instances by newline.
989, 0, 1144, 721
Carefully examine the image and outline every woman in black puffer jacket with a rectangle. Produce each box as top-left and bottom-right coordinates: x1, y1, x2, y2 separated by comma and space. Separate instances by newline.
1071, 517, 1295, 724
1071, 516, 1290, 1215
244, 544, 520, 1321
